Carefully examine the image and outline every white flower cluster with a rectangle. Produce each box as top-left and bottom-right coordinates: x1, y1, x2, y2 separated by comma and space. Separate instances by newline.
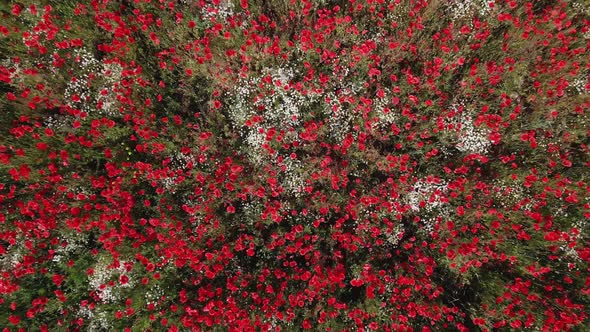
384, 3, 409, 26
64, 48, 100, 115
277, 156, 306, 197
572, 1, 590, 16
571, 73, 588, 94
406, 178, 449, 213
101, 62, 123, 84
559, 242, 581, 264
200, 1, 235, 25
160, 175, 178, 193
384, 223, 405, 247
445, 103, 491, 155
559, 209, 588, 264
264, 317, 280, 331
491, 180, 534, 211
335, 66, 364, 96
88, 255, 134, 303
279, 203, 317, 227
77, 305, 112, 332
64, 72, 94, 113
255, 66, 322, 131
403, 176, 450, 235
0, 57, 24, 85
159, 153, 194, 193
448, 0, 491, 20
226, 65, 323, 165
227, 80, 254, 127
73, 47, 100, 69
145, 282, 165, 308
49, 55, 124, 128
0, 236, 24, 270
572, 212, 588, 239
407, 179, 449, 236
52, 231, 88, 263
559, 219, 582, 266
322, 65, 366, 142
43, 114, 71, 130
71, 183, 93, 199
244, 126, 269, 166
240, 199, 264, 227
323, 91, 356, 143
456, 117, 491, 154
96, 62, 124, 117
63, 48, 123, 118
419, 205, 452, 236
372, 88, 398, 131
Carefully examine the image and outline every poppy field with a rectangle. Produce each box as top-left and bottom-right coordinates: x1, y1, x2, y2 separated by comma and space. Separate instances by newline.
0, 0, 589, 330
